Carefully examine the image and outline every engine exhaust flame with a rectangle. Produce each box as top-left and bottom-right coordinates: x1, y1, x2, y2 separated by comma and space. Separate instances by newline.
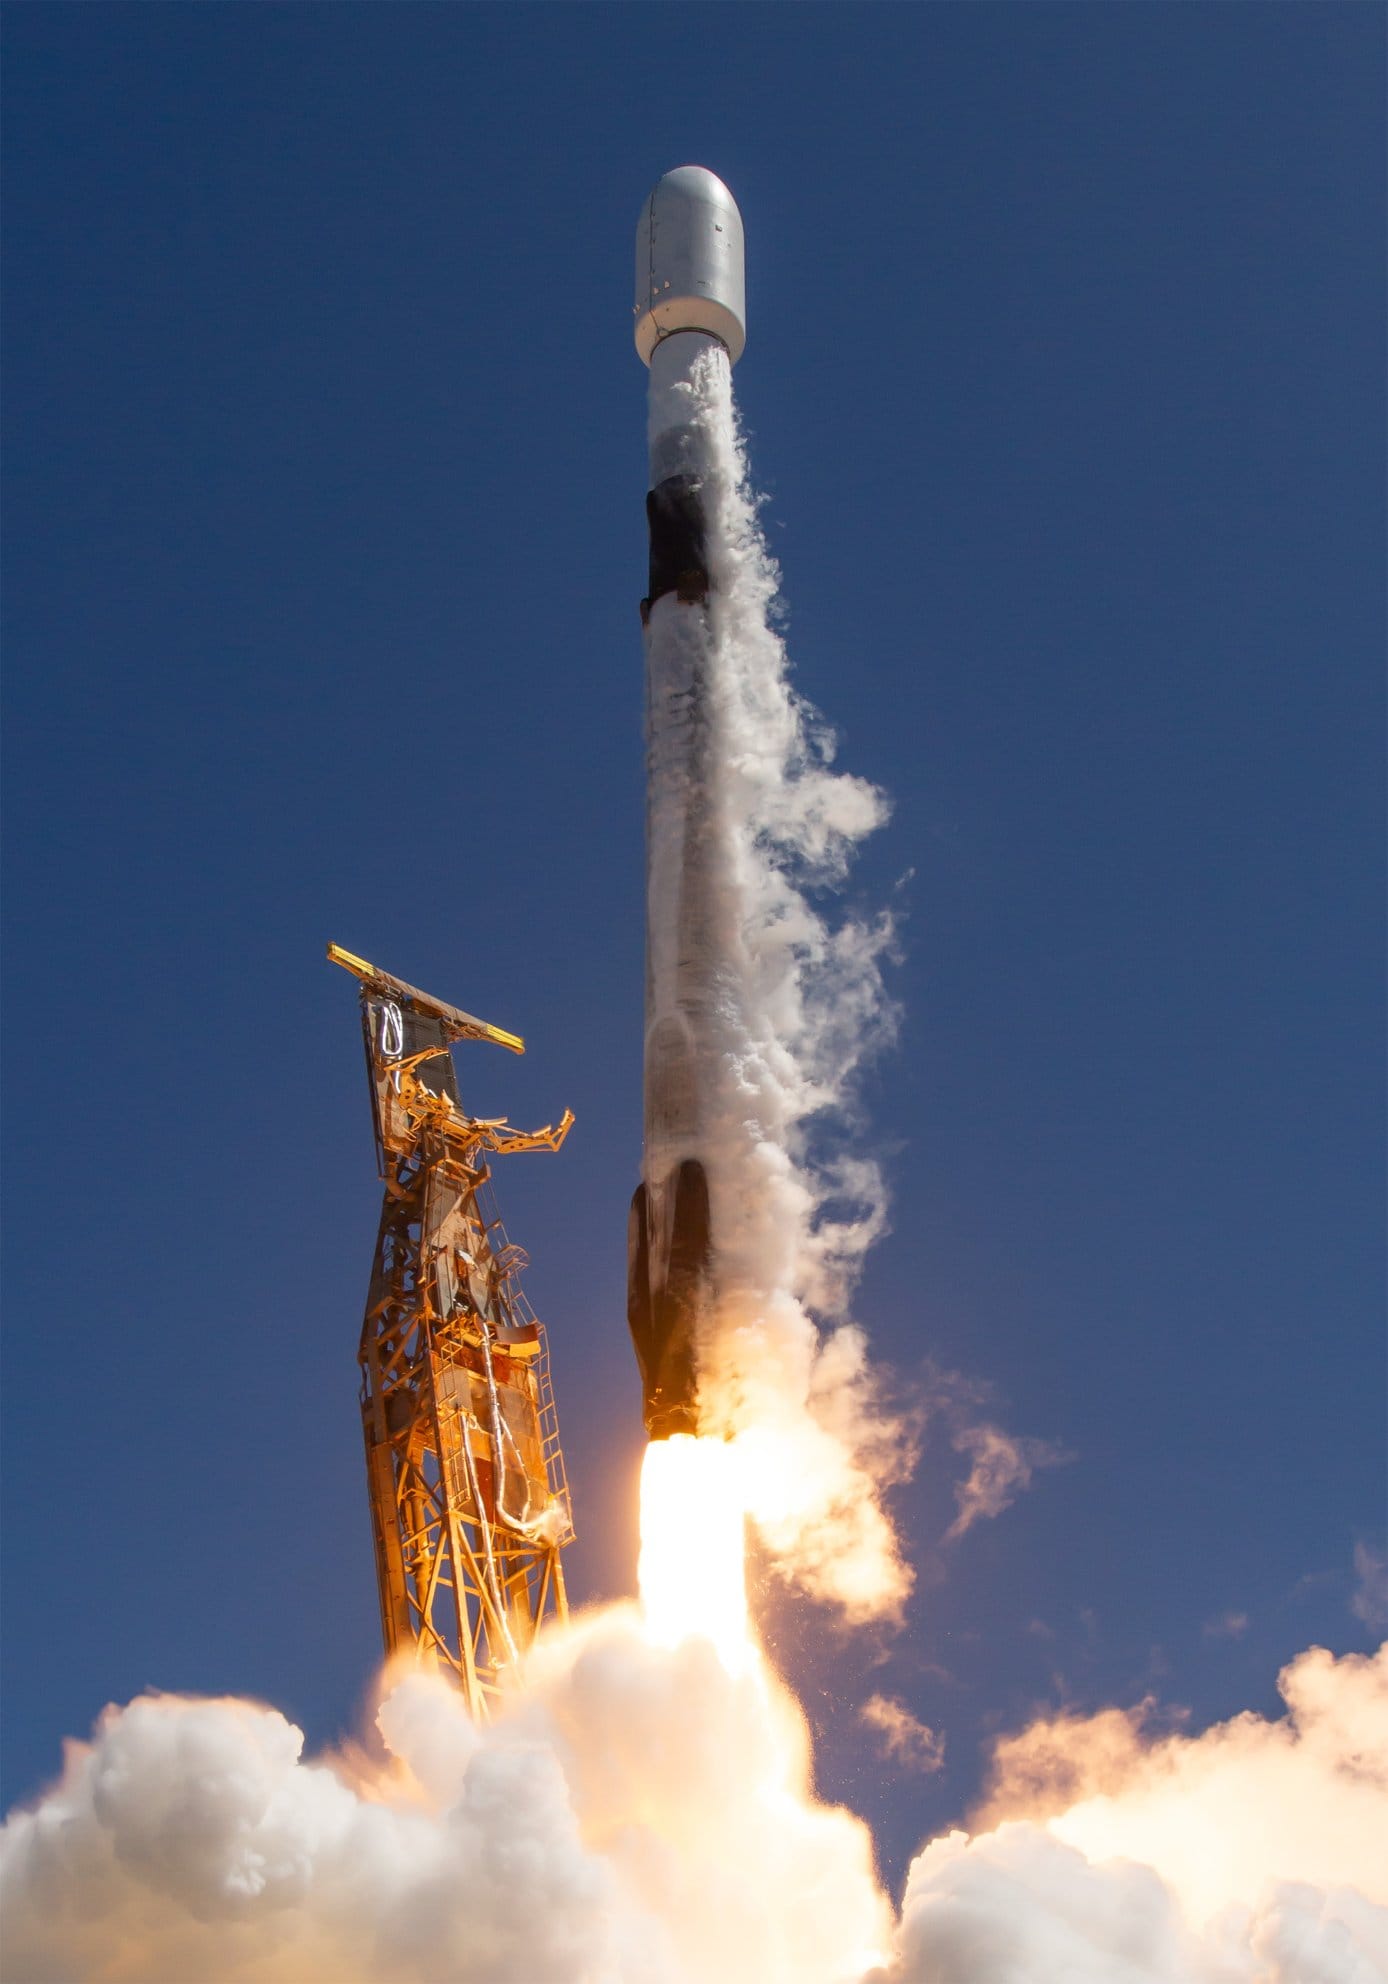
638, 1434, 752, 1673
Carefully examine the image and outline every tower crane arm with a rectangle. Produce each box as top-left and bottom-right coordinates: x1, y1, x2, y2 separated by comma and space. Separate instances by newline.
327, 942, 524, 1054
469, 1110, 575, 1156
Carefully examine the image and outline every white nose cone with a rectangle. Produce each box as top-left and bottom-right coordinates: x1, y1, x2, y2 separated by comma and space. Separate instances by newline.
635, 166, 746, 366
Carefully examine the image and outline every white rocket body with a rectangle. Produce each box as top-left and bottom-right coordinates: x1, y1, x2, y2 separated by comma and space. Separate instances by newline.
627, 169, 747, 1439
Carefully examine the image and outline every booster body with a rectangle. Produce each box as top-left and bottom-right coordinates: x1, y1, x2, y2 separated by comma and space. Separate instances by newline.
626, 169, 747, 1440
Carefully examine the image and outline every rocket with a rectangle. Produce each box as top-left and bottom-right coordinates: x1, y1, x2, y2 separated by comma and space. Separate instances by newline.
626, 167, 747, 1440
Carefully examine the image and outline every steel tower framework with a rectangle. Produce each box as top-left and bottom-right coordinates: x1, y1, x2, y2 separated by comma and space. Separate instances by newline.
330, 945, 575, 1717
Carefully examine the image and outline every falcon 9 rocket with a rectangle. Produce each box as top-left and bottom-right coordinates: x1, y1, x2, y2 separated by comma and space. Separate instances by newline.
626, 167, 747, 1440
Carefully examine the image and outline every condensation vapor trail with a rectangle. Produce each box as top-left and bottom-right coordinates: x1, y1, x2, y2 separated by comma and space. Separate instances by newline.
626, 170, 914, 1621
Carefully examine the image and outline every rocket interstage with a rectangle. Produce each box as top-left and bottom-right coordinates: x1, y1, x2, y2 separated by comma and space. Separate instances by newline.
627, 168, 747, 1441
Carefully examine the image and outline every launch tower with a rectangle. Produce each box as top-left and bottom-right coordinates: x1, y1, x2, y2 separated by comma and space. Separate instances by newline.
329, 944, 575, 1717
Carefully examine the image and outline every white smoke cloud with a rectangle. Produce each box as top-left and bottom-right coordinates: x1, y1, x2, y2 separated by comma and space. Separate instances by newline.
0, 1611, 890, 1984
7, 1635, 1384, 1983
885, 1641, 1388, 1984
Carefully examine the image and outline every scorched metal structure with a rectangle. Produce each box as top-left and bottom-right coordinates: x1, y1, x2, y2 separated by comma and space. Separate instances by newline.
329, 943, 574, 1717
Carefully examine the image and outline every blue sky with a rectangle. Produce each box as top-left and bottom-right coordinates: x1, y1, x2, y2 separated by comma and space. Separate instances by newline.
3, 2, 1382, 1883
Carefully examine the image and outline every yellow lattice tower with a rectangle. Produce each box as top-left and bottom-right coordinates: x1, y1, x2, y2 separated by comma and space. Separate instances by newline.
329, 945, 575, 1717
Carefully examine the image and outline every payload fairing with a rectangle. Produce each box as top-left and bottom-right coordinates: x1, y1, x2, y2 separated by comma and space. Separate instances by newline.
626, 168, 747, 1439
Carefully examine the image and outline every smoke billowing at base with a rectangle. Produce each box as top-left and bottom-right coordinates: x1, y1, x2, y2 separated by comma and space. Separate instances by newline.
5, 169, 1384, 1984
4, 1631, 1385, 1981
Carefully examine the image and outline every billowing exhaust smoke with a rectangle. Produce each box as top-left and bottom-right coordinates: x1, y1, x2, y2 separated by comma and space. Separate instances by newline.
3, 1632, 1383, 1981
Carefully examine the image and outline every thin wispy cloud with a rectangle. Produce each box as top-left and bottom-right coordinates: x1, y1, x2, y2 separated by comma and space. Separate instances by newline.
1202, 1609, 1249, 1641
861, 1694, 946, 1774
1351, 1542, 1388, 1631
943, 1423, 1072, 1543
